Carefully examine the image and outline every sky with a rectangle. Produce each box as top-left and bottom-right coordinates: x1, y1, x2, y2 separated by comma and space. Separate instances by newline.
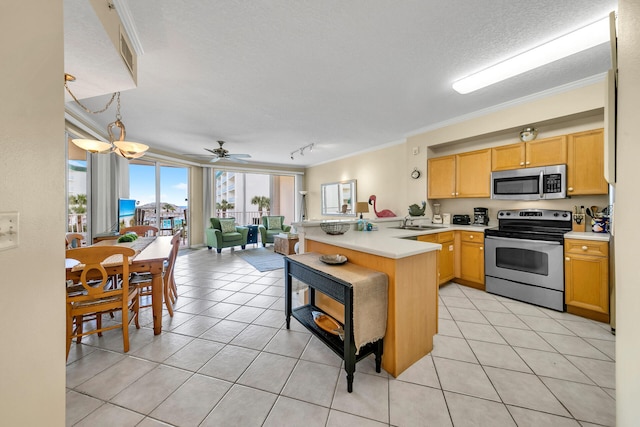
129, 164, 188, 207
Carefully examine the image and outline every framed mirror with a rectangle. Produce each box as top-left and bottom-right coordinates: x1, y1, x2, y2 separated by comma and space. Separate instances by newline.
321, 179, 357, 216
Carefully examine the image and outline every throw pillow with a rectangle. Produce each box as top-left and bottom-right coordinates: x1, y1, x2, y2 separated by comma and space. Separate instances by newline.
219, 219, 237, 233
267, 216, 282, 230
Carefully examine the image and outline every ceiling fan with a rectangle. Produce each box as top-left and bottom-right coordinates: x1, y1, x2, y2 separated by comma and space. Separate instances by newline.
201, 140, 252, 163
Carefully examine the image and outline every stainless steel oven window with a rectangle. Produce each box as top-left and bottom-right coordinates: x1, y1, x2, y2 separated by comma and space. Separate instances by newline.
495, 247, 549, 276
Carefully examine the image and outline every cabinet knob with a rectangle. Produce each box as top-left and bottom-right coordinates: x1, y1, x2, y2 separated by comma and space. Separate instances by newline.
568, 187, 574, 192
451, 192, 455, 196
520, 162, 525, 166
565, 257, 571, 261
480, 247, 483, 251
455, 192, 459, 196
469, 235, 473, 239
525, 161, 530, 165
581, 245, 588, 251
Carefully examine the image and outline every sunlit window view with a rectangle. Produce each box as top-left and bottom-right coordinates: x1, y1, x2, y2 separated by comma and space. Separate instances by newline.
128, 162, 189, 241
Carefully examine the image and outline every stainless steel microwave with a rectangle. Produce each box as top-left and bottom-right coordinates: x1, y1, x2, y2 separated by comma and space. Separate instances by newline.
491, 164, 567, 200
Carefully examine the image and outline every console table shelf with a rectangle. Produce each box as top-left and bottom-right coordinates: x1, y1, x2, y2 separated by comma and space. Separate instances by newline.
285, 254, 386, 392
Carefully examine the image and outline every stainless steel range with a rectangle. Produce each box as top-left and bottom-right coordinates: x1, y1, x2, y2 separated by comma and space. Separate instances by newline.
484, 209, 572, 311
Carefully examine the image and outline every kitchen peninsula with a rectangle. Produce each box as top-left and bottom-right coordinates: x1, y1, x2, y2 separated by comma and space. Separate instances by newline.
295, 221, 442, 377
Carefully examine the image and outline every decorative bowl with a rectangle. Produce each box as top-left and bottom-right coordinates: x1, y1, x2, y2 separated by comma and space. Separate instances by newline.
319, 222, 350, 235
319, 254, 348, 265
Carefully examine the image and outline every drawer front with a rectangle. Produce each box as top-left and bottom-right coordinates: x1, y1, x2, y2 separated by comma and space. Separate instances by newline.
417, 234, 438, 243
460, 231, 484, 243
565, 239, 608, 257
437, 231, 455, 243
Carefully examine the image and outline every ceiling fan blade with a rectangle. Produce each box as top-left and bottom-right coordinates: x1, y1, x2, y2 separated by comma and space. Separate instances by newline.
226, 157, 249, 164
204, 148, 219, 155
209, 157, 221, 163
227, 153, 251, 159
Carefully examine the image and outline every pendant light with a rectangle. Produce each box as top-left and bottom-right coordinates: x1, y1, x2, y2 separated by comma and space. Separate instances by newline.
64, 73, 148, 158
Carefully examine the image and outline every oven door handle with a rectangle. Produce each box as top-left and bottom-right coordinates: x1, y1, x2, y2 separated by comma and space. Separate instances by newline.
485, 235, 562, 245
539, 170, 544, 198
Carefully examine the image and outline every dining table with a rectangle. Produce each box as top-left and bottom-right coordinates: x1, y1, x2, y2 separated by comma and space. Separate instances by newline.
66, 235, 173, 335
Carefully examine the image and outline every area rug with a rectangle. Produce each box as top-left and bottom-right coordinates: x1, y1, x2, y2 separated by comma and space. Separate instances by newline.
236, 247, 286, 272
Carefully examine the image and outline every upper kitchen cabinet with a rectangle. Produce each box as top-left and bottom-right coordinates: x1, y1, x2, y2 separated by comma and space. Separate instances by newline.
427, 155, 456, 199
567, 128, 608, 195
491, 135, 567, 171
428, 149, 491, 199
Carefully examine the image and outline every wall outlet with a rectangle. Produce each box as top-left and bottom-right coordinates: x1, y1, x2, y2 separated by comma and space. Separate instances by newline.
0, 211, 19, 251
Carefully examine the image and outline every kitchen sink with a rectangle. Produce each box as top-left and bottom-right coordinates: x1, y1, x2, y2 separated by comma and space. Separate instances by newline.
391, 225, 446, 230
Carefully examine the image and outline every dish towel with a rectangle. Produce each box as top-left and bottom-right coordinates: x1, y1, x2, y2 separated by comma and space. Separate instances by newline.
290, 252, 388, 353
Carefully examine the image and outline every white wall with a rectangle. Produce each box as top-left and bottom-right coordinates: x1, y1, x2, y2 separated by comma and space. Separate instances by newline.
0, 1, 66, 425
614, 0, 640, 424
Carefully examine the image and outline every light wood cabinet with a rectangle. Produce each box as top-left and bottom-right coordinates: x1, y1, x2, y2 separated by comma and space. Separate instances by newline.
564, 239, 609, 323
492, 136, 567, 171
457, 231, 485, 287
418, 231, 455, 285
428, 149, 491, 199
427, 156, 456, 199
567, 129, 608, 195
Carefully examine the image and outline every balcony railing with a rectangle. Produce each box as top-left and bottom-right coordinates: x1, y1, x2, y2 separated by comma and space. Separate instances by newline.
215, 210, 270, 225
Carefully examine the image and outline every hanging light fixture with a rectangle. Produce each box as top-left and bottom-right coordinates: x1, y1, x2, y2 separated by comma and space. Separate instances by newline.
64, 73, 148, 158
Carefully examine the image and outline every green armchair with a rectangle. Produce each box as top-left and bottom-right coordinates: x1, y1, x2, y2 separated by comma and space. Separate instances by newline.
206, 217, 249, 253
258, 215, 291, 247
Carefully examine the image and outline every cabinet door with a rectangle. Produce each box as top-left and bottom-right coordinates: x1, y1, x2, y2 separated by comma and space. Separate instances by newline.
492, 143, 525, 171
428, 156, 456, 199
565, 253, 609, 315
456, 149, 491, 198
439, 239, 455, 284
459, 241, 484, 284
567, 129, 608, 195
525, 135, 567, 167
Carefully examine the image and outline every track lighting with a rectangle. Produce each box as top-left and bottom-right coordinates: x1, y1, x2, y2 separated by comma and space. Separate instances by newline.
290, 142, 315, 161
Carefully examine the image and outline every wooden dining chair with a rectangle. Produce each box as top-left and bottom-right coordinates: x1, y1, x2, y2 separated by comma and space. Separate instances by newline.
120, 225, 158, 237
65, 246, 139, 359
65, 232, 85, 249
132, 230, 182, 319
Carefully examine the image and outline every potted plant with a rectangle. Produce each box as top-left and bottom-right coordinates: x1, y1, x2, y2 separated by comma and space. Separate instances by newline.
216, 199, 235, 217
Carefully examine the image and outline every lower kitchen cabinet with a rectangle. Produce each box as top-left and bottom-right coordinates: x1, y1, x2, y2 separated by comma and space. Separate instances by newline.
457, 231, 485, 288
564, 239, 609, 323
418, 231, 454, 285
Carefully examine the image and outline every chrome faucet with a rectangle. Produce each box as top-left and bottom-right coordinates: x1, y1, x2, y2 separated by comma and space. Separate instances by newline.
402, 215, 414, 228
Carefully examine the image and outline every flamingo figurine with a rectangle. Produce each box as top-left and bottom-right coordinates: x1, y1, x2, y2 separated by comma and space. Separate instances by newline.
368, 195, 396, 217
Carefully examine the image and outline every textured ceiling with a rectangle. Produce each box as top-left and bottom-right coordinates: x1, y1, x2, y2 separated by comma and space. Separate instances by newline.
64, 0, 617, 167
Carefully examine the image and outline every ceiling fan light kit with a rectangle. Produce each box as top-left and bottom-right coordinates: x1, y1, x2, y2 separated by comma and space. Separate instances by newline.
64, 73, 148, 159
452, 16, 610, 94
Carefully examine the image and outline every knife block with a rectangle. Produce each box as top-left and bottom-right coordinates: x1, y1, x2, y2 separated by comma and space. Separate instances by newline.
572, 214, 586, 232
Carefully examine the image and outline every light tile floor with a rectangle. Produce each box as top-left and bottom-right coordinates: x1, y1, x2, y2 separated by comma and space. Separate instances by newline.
66, 248, 616, 426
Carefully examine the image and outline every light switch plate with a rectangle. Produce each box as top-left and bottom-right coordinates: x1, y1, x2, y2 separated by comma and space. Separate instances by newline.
0, 211, 19, 251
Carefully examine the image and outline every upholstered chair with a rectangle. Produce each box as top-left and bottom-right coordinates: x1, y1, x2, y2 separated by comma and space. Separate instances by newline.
258, 215, 291, 247
206, 217, 249, 253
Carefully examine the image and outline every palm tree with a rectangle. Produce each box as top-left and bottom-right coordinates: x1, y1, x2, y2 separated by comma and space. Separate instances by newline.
250, 196, 270, 217
216, 199, 235, 218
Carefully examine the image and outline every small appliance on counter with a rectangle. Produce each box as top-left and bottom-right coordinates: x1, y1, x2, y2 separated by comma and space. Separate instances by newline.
442, 213, 451, 225
432, 203, 442, 224
452, 214, 470, 225
473, 207, 489, 226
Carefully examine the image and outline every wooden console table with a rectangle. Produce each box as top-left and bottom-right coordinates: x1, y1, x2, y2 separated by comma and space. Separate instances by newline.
284, 253, 387, 392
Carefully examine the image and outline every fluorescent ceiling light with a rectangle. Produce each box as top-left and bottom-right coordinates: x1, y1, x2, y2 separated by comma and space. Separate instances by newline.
452, 17, 610, 94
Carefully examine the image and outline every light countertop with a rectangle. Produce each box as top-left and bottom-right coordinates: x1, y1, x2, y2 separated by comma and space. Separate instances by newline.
565, 231, 610, 242
303, 223, 492, 259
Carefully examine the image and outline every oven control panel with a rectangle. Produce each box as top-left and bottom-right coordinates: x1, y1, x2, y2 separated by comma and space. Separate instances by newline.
497, 209, 571, 221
